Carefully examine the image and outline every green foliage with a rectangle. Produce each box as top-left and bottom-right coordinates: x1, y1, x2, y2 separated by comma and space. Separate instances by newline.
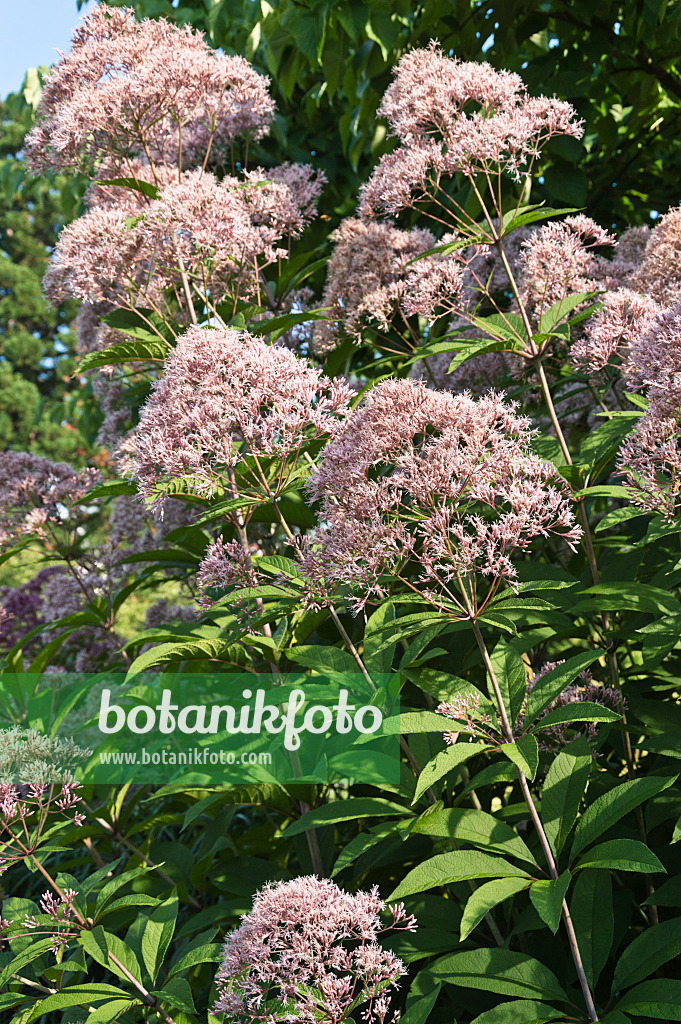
0, 70, 90, 460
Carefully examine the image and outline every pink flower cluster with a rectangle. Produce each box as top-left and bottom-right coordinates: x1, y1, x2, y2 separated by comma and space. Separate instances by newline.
122, 326, 352, 509
570, 289, 660, 373
304, 379, 581, 615
618, 302, 681, 517
360, 43, 583, 218
313, 218, 458, 352
214, 876, 416, 1024
25, 4, 274, 176
23, 889, 80, 955
45, 167, 324, 312
517, 215, 614, 328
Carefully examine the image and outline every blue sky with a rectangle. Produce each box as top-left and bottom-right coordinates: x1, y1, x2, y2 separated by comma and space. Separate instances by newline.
1, 0, 95, 98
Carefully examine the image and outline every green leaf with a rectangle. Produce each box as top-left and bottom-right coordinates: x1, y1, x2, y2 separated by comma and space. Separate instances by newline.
571, 869, 613, 989
539, 292, 596, 334
448, 337, 519, 373
102, 306, 174, 341
612, 918, 681, 993
80, 928, 143, 984
500, 204, 580, 235
389, 851, 530, 900
595, 507, 646, 533
470, 1000, 565, 1024
541, 737, 592, 855
24, 985, 129, 1023
411, 806, 537, 865
287, 644, 358, 675
249, 309, 329, 342
399, 985, 441, 1024
571, 582, 681, 618
331, 822, 397, 877
167, 942, 224, 978
617, 979, 681, 1018
94, 866, 159, 914
0, 939, 56, 987
429, 948, 567, 1001
460, 877, 530, 941
644, 876, 681, 906
532, 702, 621, 732
525, 653, 602, 723
96, 176, 160, 199
500, 735, 539, 781
141, 895, 178, 983
282, 798, 407, 836
490, 640, 527, 727
578, 413, 639, 474
97, 894, 162, 919
151, 977, 197, 1015
529, 871, 571, 934
85, 999, 136, 1024
572, 774, 677, 856
574, 838, 666, 873
78, 338, 170, 373
83, 480, 138, 501
382, 711, 458, 735
412, 743, 488, 804
363, 601, 396, 675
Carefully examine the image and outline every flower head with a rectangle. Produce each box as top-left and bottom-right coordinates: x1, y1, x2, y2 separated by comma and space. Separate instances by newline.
312, 218, 461, 352
632, 205, 681, 306
618, 412, 681, 519
571, 288, 660, 373
517, 215, 614, 327
0, 452, 98, 548
214, 876, 415, 1024
360, 43, 582, 218
304, 379, 581, 614
25, 4, 274, 176
122, 325, 352, 509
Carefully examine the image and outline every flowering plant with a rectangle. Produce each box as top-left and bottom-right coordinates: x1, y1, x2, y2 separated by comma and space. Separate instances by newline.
2, 7, 681, 1024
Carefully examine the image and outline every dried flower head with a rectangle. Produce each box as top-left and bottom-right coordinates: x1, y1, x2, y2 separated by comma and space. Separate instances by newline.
360, 43, 582, 218
122, 325, 352, 509
25, 4, 274, 176
214, 876, 416, 1024
304, 379, 581, 615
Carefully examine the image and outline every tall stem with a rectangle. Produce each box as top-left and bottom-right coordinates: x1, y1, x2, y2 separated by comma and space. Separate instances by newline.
471, 619, 599, 1023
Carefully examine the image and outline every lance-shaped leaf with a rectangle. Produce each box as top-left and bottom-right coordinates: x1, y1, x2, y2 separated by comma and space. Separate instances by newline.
571, 868, 614, 990
389, 851, 531, 900
529, 871, 571, 934
612, 918, 681, 993
460, 877, 530, 941
541, 738, 592, 856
